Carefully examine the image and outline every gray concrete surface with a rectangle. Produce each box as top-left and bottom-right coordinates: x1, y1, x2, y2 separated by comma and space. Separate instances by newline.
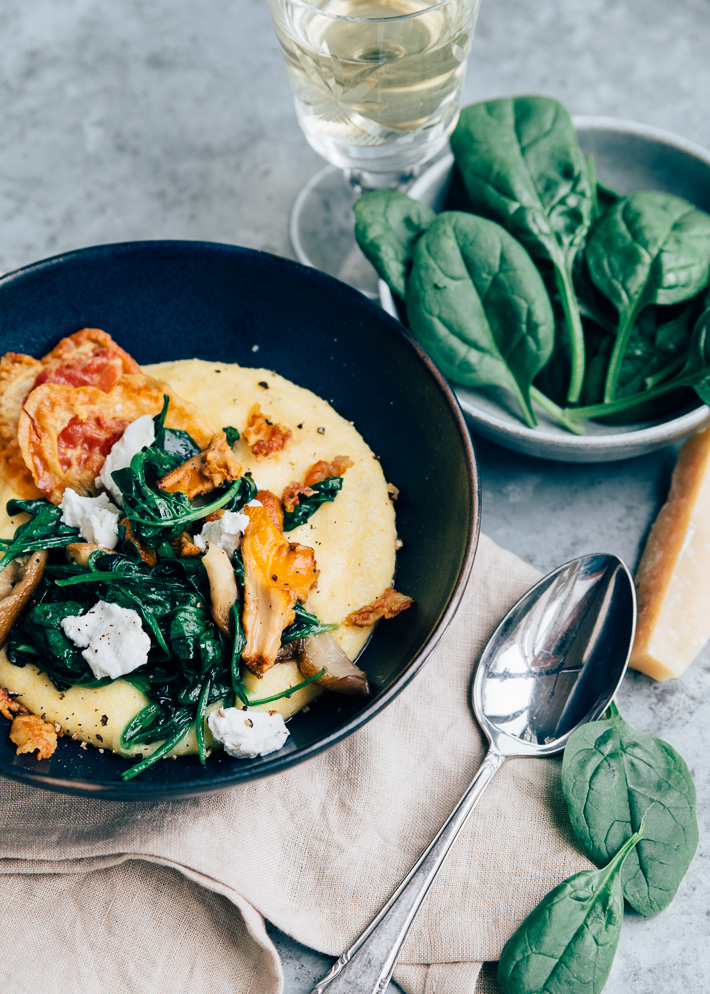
1, 0, 709, 990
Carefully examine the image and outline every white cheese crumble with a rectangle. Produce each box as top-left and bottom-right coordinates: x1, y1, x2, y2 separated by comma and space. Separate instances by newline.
61, 600, 151, 681
194, 500, 262, 558
59, 488, 121, 549
207, 706, 289, 759
97, 414, 156, 505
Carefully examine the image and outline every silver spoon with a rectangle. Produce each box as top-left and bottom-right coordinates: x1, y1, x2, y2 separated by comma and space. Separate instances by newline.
311, 553, 636, 994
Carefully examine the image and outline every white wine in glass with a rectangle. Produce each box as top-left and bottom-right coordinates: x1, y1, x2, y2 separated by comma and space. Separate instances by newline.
266, 0, 481, 294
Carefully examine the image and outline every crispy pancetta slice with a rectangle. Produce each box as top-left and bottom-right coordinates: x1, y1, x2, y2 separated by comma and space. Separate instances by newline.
241, 493, 319, 675
345, 587, 413, 627
17, 374, 213, 503
0, 353, 44, 497
243, 404, 291, 458
36, 328, 142, 391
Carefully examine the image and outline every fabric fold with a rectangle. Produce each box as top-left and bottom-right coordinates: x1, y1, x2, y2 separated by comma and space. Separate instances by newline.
0, 535, 592, 993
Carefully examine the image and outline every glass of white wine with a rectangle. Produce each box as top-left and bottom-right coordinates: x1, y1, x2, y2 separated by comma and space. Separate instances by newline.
266, 0, 482, 295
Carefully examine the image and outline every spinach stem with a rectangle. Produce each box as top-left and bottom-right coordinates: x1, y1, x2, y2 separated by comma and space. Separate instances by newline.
644, 354, 686, 390
235, 668, 326, 708
508, 378, 537, 429
564, 373, 690, 420
120, 702, 162, 750
121, 719, 191, 780
603, 300, 643, 401
554, 262, 586, 404
530, 388, 586, 435
195, 674, 212, 766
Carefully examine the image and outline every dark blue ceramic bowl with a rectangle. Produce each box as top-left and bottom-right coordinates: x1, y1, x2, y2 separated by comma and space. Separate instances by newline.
0, 241, 479, 799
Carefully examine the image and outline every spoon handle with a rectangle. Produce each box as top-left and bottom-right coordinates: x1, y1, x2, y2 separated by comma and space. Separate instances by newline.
310, 748, 507, 994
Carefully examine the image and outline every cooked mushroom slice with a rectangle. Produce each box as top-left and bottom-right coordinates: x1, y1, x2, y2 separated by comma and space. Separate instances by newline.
298, 632, 370, 697
65, 542, 114, 567
203, 542, 238, 635
158, 430, 242, 499
0, 550, 48, 645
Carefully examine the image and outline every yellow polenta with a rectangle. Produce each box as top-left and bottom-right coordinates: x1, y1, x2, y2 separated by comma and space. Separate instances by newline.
0, 360, 397, 758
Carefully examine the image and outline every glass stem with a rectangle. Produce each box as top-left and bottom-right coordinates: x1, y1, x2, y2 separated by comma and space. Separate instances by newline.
345, 167, 420, 197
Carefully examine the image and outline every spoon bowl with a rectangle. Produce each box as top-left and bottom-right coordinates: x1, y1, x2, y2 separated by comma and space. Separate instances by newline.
475, 554, 636, 757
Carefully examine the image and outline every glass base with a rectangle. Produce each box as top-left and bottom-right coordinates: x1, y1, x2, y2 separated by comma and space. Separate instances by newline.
290, 165, 384, 299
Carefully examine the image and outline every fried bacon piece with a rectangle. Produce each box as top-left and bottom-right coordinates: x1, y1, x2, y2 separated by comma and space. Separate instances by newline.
243, 405, 291, 458
241, 493, 319, 675
0, 687, 28, 720
282, 455, 354, 513
35, 328, 142, 392
345, 588, 413, 627
158, 431, 242, 499
9, 713, 59, 760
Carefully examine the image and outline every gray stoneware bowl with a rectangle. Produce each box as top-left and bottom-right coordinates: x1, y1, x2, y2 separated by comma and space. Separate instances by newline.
379, 117, 710, 462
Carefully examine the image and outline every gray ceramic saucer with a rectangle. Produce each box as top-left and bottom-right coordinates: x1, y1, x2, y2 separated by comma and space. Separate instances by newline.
379, 117, 710, 462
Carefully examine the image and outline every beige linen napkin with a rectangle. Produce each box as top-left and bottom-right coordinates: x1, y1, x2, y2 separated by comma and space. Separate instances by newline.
0, 536, 593, 993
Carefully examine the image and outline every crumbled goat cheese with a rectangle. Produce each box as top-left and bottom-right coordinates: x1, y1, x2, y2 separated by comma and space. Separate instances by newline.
207, 706, 289, 759
61, 600, 151, 681
59, 488, 121, 548
97, 414, 156, 505
194, 500, 262, 558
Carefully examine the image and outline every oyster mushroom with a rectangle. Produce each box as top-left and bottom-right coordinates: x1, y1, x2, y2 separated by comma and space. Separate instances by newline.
0, 550, 48, 645
298, 632, 370, 697
202, 542, 238, 635
65, 542, 113, 567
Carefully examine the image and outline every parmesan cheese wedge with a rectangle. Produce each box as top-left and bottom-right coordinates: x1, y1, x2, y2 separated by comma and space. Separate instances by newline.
631, 424, 710, 680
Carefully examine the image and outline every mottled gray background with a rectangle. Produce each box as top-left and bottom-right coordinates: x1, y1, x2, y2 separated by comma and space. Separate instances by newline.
1, 0, 708, 990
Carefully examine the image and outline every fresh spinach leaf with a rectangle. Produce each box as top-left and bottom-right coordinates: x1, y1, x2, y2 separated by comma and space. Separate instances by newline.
354, 190, 436, 299
450, 96, 593, 402
586, 191, 710, 400
561, 702, 698, 916
0, 499, 81, 571
223, 425, 240, 446
405, 211, 555, 427
282, 477, 344, 531
498, 830, 642, 994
